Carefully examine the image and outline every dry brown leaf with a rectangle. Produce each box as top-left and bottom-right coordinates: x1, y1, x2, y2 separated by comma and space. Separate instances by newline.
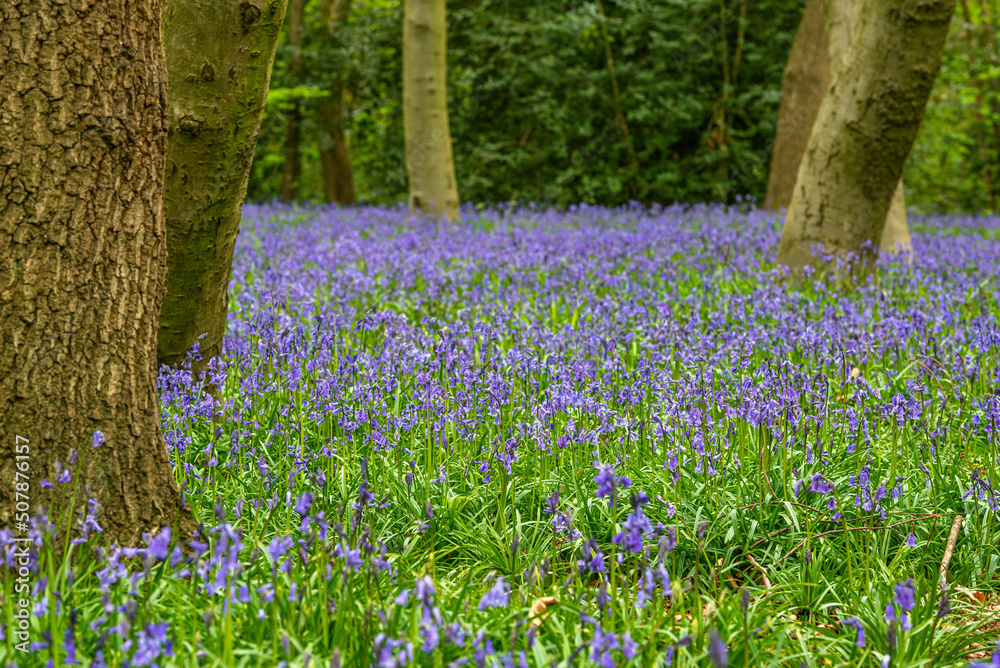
528, 597, 559, 629
955, 585, 987, 607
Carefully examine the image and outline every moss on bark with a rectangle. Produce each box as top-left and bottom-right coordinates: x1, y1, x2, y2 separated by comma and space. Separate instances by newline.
158, 0, 288, 369
777, 0, 954, 271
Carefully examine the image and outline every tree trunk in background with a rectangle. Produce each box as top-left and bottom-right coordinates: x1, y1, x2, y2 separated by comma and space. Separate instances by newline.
765, 0, 829, 210
319, 94, 357, 204
0, 0, 188, 545
777, 0, 955, 271
403, 0, 460, 219
880, 182, 911, 252
281, 0, 304, 203
767, 0, 911, 253
824, 0, 911, 253
319, 0, 357, 205
159, 0, 288, 370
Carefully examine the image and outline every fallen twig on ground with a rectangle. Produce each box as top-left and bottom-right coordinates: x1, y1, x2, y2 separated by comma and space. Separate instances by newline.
939, 514, 964, 586
745, 553, 772, 589
777, 513, 960, 564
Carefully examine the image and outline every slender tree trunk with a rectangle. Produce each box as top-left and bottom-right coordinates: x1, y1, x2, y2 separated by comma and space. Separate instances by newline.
281, 0, 305, 203
319, 93, 358, 205
403, 0, 460, 220
0, 0, 189, 545
776, 0, 955, 271
767, 0, 912, 253
319, 0, 358, 205
159, 0, 288, 370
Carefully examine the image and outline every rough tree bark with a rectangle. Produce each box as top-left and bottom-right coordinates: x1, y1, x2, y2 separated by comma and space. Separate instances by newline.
766, 0, 911, 253
0, 0, 189, 544
280, 0, 304, 203
319, 0, 358, 205
765, 0, 830, 209
776, 0, 955, 271
403, 0, 460, 220
824, 0, 911, 253
158, 0, 287, 370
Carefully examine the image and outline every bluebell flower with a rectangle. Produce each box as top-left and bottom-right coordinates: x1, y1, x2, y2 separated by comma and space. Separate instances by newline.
613, 505, 652, 552
594, 461, 619, 502
132, 622, 173, 666
894, 578, 915, 611
267, 535, 294, 562
544, 490, 559, 515
844, 616, 865, 647
709, 629, 728, 668
809, 474, 833, 494
578, 540, 606, 574
294, 491, 313, 517
145, 527, 171, 563
445, 622, 466, 647
373, 634, 413, 668
937, 587, 951, 619
636, 568, 656, 608
621, 631, 638, 660
477, 576, 509, 610
589, 623, 619, 668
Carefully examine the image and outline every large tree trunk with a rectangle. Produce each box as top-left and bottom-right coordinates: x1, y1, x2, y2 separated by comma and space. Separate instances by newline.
0, 0, 188, 545
776, 0, 954, 271
319, 0, 358, 205
403, 0, 460, 220
280, 0, 304, 203
158, 0, 288, 370
767, 0, 912, 253
824, 0, 912, 253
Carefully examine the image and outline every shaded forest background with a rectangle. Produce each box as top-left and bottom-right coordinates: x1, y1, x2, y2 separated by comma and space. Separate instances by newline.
247, 0, 999, 213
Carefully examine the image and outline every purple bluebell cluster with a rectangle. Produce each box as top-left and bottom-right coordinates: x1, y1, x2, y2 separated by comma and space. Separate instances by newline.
2, 204, 999, 666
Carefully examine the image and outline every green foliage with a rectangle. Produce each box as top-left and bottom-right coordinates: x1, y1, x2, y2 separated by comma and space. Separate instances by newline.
906, 2, 1000, 215
248, 0, 408, 203
6, 207, 999, 667
248, 0, 801, 206
446, 0, 798, 207
266, 86, 333, 108
249, 0, 997, 213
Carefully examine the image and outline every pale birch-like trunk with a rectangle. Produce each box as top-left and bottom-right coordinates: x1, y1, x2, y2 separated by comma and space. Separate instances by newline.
777, 0, 955, 271
403, 0, 460, 220
159, 0, 288, 370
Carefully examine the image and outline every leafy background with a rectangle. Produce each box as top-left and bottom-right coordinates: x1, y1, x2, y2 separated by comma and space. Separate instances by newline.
247, 0, 999, 214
